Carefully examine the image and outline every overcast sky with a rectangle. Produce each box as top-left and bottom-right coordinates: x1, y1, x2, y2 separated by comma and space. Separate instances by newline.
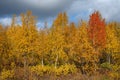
0, 0, 120, 27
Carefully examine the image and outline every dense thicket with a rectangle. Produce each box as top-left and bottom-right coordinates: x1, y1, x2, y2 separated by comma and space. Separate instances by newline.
0, 11, 120, 80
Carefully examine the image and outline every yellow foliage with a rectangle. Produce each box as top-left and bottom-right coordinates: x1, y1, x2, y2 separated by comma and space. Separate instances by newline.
55, 64, 77, 76
30, 64, 77, 76
0, 69, 14, 80
30, 65, 53, 76
109, 64, 120, 79
106, 23, 119, 53
1, 11, 120, 79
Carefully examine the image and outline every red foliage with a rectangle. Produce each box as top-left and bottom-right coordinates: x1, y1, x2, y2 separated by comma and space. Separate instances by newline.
88, 11, 106, 48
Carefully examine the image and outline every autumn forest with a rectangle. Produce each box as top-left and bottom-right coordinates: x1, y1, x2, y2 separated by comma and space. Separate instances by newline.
0, 11, 120, 80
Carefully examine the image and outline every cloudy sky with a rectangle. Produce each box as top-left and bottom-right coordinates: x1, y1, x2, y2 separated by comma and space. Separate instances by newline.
0, 0, 120, 27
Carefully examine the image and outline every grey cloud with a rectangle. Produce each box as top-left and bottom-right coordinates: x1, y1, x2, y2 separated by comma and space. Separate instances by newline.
0, 0, 74, 20
0, 0, 120, 26
67, 0, 120, 22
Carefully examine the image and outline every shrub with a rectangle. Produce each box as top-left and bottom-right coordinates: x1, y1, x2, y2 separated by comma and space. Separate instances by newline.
101, 63, 120, 80
109, 65, 120, 80
30, 65, 53, 76
30, 64, 77, 76
101, 62, 112, 70
0, 69, 14, 80
55, 64, 77, 76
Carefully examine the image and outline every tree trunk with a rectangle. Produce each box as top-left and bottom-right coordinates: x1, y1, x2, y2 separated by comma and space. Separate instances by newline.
41, 57, 44, 67
24, 56, 27, 80
55, 54, 58, 69
107, 54, 111, 64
